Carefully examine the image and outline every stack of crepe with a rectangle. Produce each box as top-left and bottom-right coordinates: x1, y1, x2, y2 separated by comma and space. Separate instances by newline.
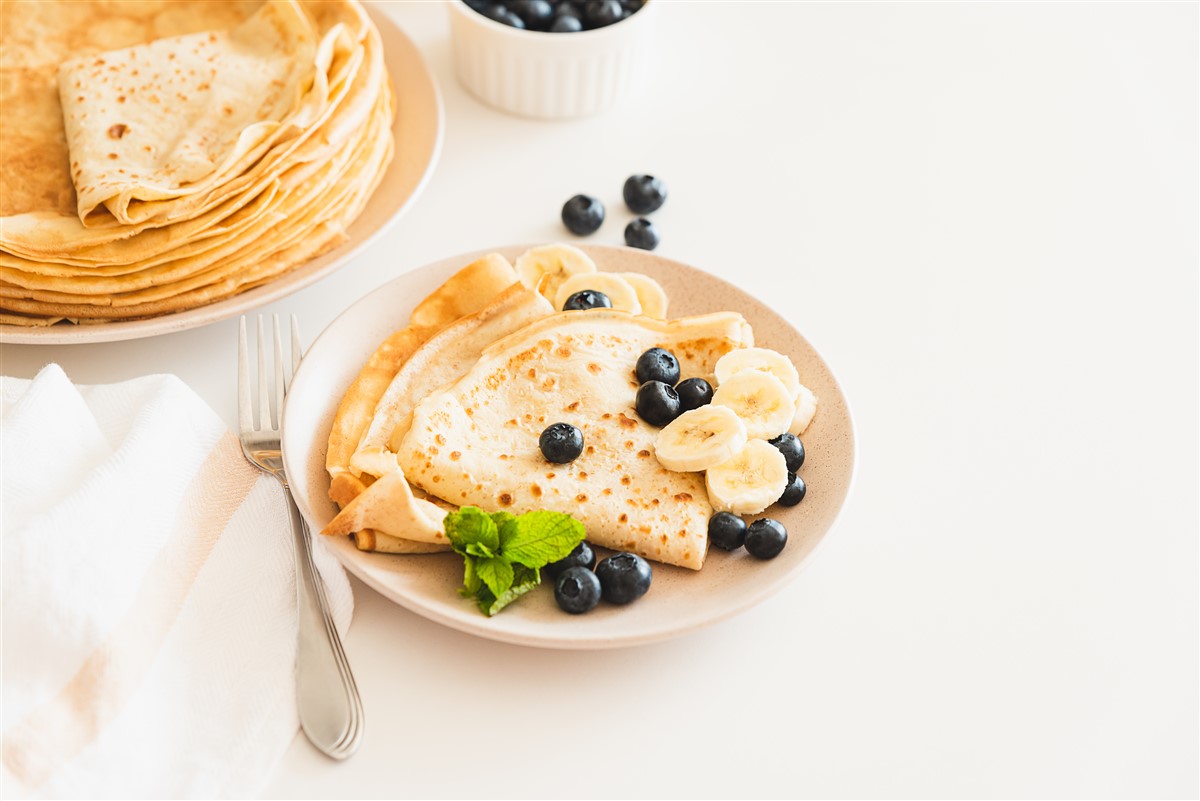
322, 248, 757, 571
0, 0, 394, 326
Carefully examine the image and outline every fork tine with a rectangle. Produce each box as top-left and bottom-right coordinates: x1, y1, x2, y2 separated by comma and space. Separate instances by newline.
257, 316, 271, 431
272, 314, 285, 426
238, 317, 253, 434
290, 315, 302, 384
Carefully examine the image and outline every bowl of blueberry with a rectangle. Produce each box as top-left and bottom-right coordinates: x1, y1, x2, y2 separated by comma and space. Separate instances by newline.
449, 0, 657, 119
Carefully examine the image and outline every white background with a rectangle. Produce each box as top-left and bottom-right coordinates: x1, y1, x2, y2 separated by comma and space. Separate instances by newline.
3, 1, 1197, 798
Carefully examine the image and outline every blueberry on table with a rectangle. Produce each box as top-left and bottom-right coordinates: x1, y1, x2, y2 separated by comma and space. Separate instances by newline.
544, 540, 597, 579
482, 3, 526, 28
540, 422, 584, 463
595, 552, 652, 604
635, 380, 681, 427
708, 512, 747, 551
624, 218, 660, 251
777, 473, 806, 507
550, 13, 583, 32
555, 566, 602, 614
745, 518, 788, 559
561, 194, 605, 235
584, 0, 624, 27
768, 432, 804, 472
562, 289, 612, 311
510, 0, 554, 28
635, 347, 680, 385
675, 377, 713, 412
622, 174, 667, 214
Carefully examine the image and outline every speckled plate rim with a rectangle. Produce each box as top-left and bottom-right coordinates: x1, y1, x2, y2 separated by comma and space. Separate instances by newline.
0, 5, 443, 345
282, 244, 858, 650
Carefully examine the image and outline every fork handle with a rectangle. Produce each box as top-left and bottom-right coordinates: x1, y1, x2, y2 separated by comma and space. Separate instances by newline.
288, 494, 363, 758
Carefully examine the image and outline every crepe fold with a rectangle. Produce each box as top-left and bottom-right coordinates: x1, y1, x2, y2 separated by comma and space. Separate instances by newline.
0, 0, 395, 326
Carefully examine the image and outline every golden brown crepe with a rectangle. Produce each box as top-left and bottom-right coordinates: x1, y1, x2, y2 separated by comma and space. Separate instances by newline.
0, 0, 394, 326
394, 311, 753, 570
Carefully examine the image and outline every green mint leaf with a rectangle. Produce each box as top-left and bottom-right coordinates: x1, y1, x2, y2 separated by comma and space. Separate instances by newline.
476, 564, 540, 616
474, 556, 514, 599
459, 556, 481, 598
443, 506, 498, 554
491, 511, 521, 549
501, 511, 586, 569
464, 542, 495, 559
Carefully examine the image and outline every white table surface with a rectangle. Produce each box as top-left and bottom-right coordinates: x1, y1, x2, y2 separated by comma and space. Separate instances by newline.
2, 1, 1197, 797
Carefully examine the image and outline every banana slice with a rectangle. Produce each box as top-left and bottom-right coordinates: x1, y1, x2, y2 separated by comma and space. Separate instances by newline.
515, 244, 597, 302
789, 383, 818, 435
654, 405, 748, 472
715, 347, 801, 400
618, 272, 669, 319
553, 272, 643, 314
705, 439, 789, 515
711, 370, 796, 440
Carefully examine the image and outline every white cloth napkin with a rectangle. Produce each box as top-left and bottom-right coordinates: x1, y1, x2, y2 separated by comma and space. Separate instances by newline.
1, 364, 353, 799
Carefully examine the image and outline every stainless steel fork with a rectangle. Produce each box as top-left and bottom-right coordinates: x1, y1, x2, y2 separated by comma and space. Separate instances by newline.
237, 315, 363, 760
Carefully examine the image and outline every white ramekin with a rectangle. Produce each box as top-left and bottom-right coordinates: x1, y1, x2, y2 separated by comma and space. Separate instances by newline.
447, 0, 658, 120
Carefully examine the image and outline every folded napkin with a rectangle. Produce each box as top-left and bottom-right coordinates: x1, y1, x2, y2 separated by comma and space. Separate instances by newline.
1, 364, 353, 799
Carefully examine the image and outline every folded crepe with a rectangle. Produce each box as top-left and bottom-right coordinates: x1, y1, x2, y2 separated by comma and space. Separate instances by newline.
58, 0, 319, 226
393, 311, 755, 570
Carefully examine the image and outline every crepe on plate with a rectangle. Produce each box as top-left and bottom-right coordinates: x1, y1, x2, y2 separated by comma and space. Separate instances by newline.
321, 250, 754, 570
0, 0, 395, 326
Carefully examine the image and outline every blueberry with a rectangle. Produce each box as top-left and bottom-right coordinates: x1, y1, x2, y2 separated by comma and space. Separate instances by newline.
767, 432, 804, 472
561, 194, 605, 235
745, 518, 788, 559
464, 0, 489, 11
635, 347, 680, 385
509, 0, 553, 28
562, 289, 612, 311
544, 541, 597, 579
675, 377, 713, 412
778, 473, 806, 507
622, 0, 644, 10
624, 218, 660, 250
595, 552, 652, 604
635, 380, 681, 427
549, 13, 582, 31
622, 174, 667, 214
557, 1, 583, 17
555, 566, 602, 614
584, 0, 623, 27
708, 512, 746, 551
539, 422, 584, 463
482, 3, 526, 27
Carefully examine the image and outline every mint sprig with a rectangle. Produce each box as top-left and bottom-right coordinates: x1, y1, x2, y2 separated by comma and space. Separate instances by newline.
444, 506, 586, 616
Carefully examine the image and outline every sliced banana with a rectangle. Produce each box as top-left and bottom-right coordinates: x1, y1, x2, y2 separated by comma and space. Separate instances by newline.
714, 347, 801, 400
711, 370, 796, 440
789, 383, 818, 435
654, 405, 748, 472
705, 439, 789, 515
553, 272, 643, 314
617, 272, 669, 319
515, 244, 597, 302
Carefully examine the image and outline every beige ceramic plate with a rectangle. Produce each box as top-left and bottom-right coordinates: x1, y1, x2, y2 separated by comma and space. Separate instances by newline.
0, 6, 442, 345
283, 245, 857, 649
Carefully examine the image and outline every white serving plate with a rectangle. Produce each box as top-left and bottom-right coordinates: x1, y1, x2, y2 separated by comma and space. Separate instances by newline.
282, 244, 857, 649
0, 5, 443, 345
